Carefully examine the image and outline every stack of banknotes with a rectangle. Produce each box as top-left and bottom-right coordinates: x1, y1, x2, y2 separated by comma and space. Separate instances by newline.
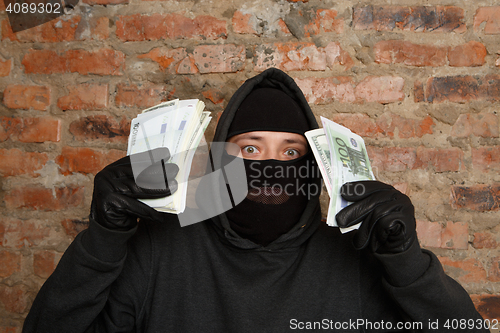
127, 99, 211, 214
305, 117, 375, 233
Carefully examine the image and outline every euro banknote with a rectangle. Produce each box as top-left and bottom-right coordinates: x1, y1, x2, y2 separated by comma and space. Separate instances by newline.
307, 118, 375, 233
127, 99, 212, 214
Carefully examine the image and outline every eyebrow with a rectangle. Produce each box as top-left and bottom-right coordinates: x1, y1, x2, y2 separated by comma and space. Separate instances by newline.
234, 135, 306, 146
284, 138, 306, 145
233, 134, 263, 142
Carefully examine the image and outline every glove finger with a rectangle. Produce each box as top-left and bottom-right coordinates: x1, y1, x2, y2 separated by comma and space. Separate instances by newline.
352, 200, 403, 250
136, 161, 179, 190
105, 192, 165, 225
340, 181, 395, 202
119, 177, 178, 198
336, 189, 397, 228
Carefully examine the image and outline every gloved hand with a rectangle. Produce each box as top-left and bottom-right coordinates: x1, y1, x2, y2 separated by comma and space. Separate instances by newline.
336, 180, 417, 254
90, 148, 179, 231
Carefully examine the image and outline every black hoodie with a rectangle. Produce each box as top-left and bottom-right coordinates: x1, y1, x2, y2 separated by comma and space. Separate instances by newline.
23, 68, 486, 333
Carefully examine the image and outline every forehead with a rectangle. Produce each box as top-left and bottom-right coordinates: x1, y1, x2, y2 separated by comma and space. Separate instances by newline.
227, 131, 307, 144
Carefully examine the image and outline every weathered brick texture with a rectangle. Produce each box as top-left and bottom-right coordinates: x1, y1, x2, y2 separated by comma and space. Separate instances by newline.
1, 0, 499, 326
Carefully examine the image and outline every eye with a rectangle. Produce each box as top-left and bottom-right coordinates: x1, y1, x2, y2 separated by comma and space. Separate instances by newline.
242, 145, 259, 154
284, 149, 300, 158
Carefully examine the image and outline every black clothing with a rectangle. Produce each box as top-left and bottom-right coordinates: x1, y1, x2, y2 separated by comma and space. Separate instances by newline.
23, 68, 486, 332
227, 87, 309, 138
225, 153, 314, 246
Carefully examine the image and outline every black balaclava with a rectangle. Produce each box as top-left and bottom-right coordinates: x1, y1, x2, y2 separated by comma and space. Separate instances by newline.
224, 87, 317, 246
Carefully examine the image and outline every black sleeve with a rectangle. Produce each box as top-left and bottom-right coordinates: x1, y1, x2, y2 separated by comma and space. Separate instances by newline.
22, 219, 142, 333
375, 241, 488, 333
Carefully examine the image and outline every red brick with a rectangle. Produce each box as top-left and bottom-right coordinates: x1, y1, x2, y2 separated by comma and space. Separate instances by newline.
192, 44, 245, 73
232, 10, 257, 35
354, 76, 405, 103
438, 257, 487, 284
0, 218, 52, 248
116, 14, 167, 41
0, 149, 48, 177
3, 85, 50, 111
0, 251, 21, 278
116, 13, 226, 41
451, 113, 499, 138
367, 146, 416, 172
4, 186, 84, 211
331, 114, 383, 138
0, 0, 5, 10
474, 7, 500, 34
61, 219, 89, 239
472, 147, 500, 172
0, 327, 18, 333
173, 55, 199, 74
488, 257, 500, 282
449, 41, 487, 67
295, 76, 355, 104
0, 57, 11, 77
414, 147, 463, 172
278, 19, 291, 34
66, 49, 125, 75
450, 184, 500, 211
21, 49, 67, 73
424, 75, 500, 103
87, 17, 109, 40
138, 47, 187, 71
473, 232, 498, 249
414, 81, 424, 102
441, 221, 468, 249
115, 84, 166, 108
332, 113, 431, 140
0, 284, 29, 314
202, 88, 224, 105
83, 0, 127, 5
470, 294, 500, 320
0, 117, 61, 143
22, 49, 125, 75
56, 146, 126, 175
303, 9, 344, 36
169, 14, 226, 40
393, 182, 409, 195
1, 19, 15, 41
57, 84, 108, 110
69, 115, 129, 142
296, 76, 404, 104
376, 113, 434, 139
254, 42, 353, 71
1, 19, 16, 41
416, 220, 442, 248
374, 40, 448, 67
4, 16, 80, 42
3, 16, 108, 42
33, 250, 62, 279
353, 6, 466, 33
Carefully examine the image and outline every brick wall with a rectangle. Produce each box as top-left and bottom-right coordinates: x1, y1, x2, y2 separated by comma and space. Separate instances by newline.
1, 0, 500, 330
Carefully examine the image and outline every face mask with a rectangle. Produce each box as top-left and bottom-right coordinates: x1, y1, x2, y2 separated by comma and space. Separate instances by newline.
224, 152, 316, 246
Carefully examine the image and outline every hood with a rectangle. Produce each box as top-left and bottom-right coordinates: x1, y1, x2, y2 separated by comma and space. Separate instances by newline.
206, 68, 323, 250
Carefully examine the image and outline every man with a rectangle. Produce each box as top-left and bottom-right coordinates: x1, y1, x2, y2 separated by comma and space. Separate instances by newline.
23, 68, 487, 332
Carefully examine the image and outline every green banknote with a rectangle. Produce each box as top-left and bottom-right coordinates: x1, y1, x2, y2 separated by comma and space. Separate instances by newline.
320, 117, 375, 233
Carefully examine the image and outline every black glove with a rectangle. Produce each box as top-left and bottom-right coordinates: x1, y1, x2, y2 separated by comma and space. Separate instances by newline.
90, 148, 179, 231
336, 180, 417, 254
